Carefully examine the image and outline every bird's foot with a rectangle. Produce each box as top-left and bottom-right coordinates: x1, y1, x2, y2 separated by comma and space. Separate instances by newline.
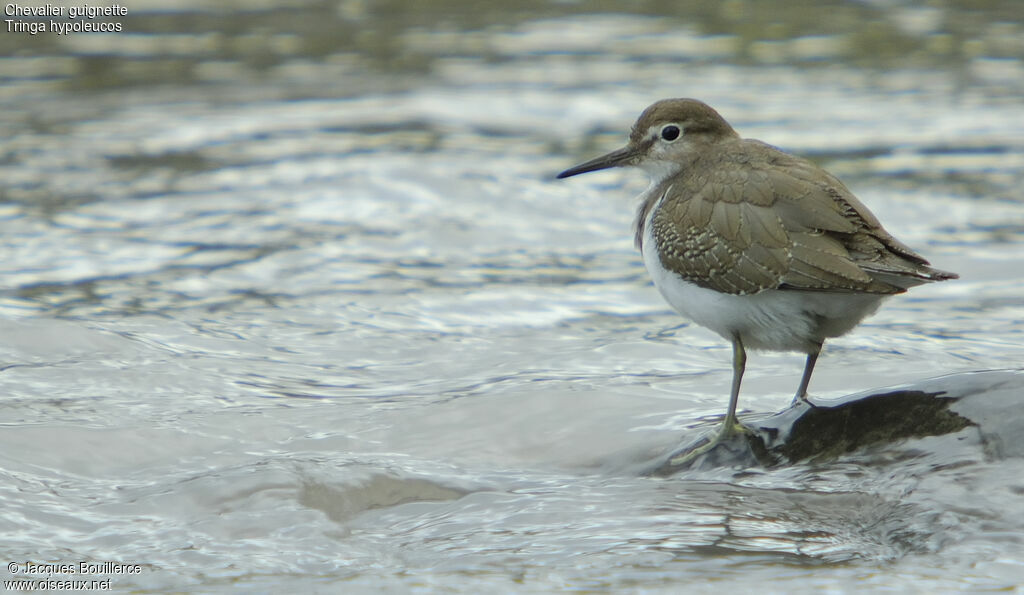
790, 393, 818, 408
666, 419, 749, 468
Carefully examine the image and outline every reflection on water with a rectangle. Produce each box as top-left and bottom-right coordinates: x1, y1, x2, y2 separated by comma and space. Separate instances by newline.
1, 0, 1024, 591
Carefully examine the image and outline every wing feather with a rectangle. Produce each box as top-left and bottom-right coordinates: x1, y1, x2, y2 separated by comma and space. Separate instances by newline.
646, 140, 956, 295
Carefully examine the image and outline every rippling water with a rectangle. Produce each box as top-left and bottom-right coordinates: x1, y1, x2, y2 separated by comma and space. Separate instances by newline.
2, 1, 1024, 592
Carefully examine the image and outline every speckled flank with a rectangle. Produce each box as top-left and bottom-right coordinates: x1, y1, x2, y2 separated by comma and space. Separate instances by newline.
641, 197, 885, 354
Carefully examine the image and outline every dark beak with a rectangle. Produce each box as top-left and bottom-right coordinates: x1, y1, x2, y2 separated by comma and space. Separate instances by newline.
556, 145, 638, 179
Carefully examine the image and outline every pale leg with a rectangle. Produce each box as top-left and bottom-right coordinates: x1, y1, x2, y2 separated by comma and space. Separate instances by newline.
793, 341, 822, 404
721, 334, 745, 434
668, 335, 747, 466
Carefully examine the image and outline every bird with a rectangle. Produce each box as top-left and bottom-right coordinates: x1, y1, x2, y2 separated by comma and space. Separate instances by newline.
556, 98, 957, 462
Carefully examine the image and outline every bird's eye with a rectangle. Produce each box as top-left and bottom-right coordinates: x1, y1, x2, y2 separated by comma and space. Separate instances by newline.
660, 125, 681, 142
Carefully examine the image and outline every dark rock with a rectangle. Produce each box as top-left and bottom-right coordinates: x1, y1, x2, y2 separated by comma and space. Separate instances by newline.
651, 369, 1024, 475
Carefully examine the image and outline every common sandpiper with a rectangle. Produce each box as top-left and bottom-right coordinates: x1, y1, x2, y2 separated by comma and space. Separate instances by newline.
557, 98, 958, 463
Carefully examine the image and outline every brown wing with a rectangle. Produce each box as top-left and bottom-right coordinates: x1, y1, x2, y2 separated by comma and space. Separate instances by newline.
649, 140, 956, 296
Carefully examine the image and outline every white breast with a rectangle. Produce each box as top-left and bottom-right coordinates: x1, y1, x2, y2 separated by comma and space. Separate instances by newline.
638, 191, 886, 354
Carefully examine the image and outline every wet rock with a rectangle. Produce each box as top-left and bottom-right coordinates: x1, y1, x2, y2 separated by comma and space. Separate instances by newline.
651, 369, 1024, 475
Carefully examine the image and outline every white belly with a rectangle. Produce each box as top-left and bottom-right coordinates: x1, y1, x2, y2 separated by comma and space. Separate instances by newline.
639, 197, 885, 353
